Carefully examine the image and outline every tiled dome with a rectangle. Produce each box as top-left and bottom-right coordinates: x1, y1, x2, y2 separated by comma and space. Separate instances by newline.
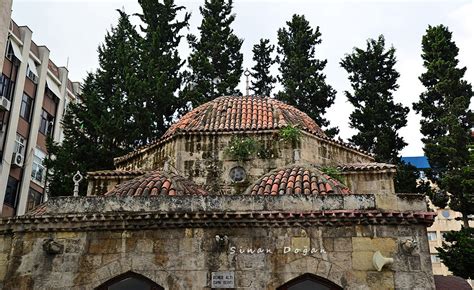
105, 171, 208, 196
247, 165, 352, 195
161, 96, 327, 139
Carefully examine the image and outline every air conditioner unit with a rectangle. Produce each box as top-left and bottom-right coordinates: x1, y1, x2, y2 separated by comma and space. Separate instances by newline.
0, 96, 11, 111
12, 152, 24, 167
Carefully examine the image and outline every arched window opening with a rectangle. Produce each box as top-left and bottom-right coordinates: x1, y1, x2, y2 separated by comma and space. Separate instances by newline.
277, 273, 343, 290
96, 271, 163, 290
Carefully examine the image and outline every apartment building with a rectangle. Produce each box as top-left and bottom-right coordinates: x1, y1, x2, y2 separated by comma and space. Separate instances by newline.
0, 1, 81, 216
427, 204, 474, 276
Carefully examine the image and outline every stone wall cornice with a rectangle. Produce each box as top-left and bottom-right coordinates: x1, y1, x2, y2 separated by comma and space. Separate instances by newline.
24, 195, 378, 215
0, 210, 436, 234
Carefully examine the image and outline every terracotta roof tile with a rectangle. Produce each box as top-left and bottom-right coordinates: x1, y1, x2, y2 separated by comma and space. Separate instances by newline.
247, 165, 352, 195
338, 163, 396, 172
114, 96, 374, 165
162, 96, 326, 139
105, 171, 208, 196
19, 209, 436, 228
87, 170, 149, 179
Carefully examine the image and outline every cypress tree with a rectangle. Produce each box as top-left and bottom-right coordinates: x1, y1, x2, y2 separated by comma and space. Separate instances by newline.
340, 35, 409, 164
276, 14, 337, 136
250, 38, 276, 96
413, 25, 473, 279
413, 25, 473, 223
184, 0, 243, 107
137, 0, 190, 138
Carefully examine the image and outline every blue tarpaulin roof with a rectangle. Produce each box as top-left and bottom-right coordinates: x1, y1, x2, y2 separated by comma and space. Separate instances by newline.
401, 156, 431, 169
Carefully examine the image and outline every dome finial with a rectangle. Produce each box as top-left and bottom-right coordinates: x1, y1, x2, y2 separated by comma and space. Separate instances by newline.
244, 68, 251, 96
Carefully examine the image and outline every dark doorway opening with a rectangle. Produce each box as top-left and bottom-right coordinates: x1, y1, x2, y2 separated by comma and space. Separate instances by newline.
95, 271, 164, 290
277, 273, 343, 290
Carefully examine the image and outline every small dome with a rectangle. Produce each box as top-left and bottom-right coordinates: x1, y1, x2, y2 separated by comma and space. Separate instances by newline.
162, 96, 327, 139
105, 171, 208, 196
247, 165, 351, 195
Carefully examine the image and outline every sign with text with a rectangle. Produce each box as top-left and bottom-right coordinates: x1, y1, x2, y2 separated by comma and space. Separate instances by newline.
211, 271, 235, 288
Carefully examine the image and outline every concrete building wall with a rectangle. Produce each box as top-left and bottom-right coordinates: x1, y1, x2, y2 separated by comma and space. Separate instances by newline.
0, 19, 80, 217
427, 205, 474, 279
0, 0, 12, 72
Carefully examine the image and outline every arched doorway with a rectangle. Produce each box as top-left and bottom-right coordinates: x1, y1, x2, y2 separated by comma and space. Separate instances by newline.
277, 273, 343, 290
95, 271, 164, 290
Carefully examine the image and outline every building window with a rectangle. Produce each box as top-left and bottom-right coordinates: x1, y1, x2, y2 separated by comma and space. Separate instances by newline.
26, 188, 42, 211
5, 40, 14, 60
0, 74, 12, 99
427, 232, 437, 241
4, 176, 19, 208
31, 148, 46, 185
14, 134, 26, 155
20, 93, 33, 121
39, 109, 55, 136
431, 254, 441, 264
26, 59, 39, 84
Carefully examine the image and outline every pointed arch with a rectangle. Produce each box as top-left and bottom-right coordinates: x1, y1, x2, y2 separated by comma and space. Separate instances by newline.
95, 271, 164, 290
277, 273, 343, 290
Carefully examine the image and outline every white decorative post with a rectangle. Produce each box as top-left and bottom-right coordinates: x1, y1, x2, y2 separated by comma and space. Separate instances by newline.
244, 68, 251, 96
72, 171, 83, 197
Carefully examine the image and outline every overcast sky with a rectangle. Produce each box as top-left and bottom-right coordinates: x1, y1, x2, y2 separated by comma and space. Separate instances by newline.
11, 0, 474, 156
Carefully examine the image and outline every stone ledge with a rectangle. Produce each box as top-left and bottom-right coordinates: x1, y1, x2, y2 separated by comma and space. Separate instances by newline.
0, 210, 436, 234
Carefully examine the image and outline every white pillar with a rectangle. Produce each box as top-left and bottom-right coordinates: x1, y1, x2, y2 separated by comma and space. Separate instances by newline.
0, 26, 32, 215
16, 45, 50, 215
0, 0, 13, 72
53, 67, 68, 142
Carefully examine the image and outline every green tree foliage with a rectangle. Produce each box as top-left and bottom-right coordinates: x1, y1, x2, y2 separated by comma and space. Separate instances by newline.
250, 38, 276, 96
45, 73, 121, 196
276, 14, 338, 137
413, 25, 473, 226
184, 0, 243, 107
437, 227, 474, 279
340, 35, 409, 164
136, 0, 190, 137
46, 4, 189, 196
394, 161, 420, 193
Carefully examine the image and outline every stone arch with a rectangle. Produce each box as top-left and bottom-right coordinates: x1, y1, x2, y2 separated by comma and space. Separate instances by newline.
95, 271, 163, 290
277, 273, 343, 290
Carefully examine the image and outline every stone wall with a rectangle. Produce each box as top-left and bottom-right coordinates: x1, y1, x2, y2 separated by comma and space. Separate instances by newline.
0, 224, 434, 290
115, 132, 374, 195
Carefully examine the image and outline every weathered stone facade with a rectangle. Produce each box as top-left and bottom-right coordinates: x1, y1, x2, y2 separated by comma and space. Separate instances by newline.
1, 195, 434, 289
0, 96, 436, 289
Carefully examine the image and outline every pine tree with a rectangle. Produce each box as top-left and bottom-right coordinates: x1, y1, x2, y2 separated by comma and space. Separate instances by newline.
137, 0, 190, 138
46, 11, 142, 196
276, 14, 337, 136
340, 35, 409, 164
250, 38, 276, 96
184, 0, 243, 107
45, 73, 119, 196
413, 25, 473, 226
97, 9, 143, 149
437, 227, 474, 279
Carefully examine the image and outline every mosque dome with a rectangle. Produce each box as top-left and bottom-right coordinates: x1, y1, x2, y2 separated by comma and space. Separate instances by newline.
246, 165, 352, 196
161, 96, 327, 139
105, 170, 208, 196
